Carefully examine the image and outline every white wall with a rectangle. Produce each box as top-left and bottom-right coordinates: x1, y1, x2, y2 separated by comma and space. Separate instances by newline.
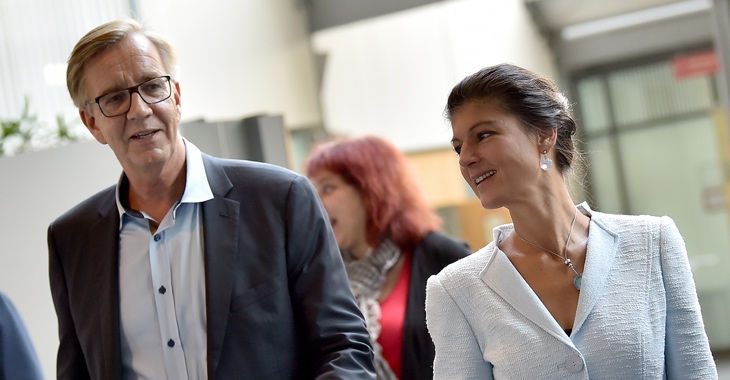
137, 0, 322, 129
312, 0, 557, 152
0, 140, 121, 378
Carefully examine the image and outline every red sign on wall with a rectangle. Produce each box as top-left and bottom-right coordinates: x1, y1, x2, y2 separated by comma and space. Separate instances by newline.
672, 50, 719, 80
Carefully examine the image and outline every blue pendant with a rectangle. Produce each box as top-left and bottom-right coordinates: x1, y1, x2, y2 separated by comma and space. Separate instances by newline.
573, 274, 582, 290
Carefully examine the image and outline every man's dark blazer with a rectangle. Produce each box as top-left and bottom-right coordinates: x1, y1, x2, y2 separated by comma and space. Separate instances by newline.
48, 154, 376, 380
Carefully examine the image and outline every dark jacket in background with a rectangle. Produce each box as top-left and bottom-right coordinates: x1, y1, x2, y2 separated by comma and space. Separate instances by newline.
402, 231, 471, 380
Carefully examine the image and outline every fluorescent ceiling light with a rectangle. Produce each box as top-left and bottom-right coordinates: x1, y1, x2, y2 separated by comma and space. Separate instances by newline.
561, 0, 712, 40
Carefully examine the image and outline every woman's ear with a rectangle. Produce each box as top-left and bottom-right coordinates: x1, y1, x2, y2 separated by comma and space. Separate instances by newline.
538, 128, 557, 150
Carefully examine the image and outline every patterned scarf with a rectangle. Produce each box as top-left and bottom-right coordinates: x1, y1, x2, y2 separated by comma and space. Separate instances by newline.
342, 239, 401, 380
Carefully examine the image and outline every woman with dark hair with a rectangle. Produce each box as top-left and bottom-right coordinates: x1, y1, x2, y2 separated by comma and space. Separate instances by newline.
425, 63, 717, 379
303, 135, 471, 380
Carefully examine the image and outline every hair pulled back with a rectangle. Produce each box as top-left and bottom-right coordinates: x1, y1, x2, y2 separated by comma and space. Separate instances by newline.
446, 63, 577, 173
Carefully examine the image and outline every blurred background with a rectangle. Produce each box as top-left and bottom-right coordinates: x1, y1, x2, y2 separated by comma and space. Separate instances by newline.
1, 0, 730, 377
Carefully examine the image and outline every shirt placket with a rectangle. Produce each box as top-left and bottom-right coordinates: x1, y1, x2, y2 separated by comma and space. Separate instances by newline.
150, 225, 189, 380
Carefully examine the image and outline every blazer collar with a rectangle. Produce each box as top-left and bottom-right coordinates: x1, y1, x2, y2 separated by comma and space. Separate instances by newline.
479, 203, 619, 342
200, 155, 240, 378
90, 188, 123, 379
480, 227, 571, 344
573, 203, 620, 332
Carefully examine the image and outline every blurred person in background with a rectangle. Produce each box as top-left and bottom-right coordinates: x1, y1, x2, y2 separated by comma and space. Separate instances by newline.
425, 63, 717, 379
0, 291, 44, 380
304, 135, 472, 380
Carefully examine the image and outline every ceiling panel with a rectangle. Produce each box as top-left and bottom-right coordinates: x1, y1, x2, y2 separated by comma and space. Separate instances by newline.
526, 0, 689, 30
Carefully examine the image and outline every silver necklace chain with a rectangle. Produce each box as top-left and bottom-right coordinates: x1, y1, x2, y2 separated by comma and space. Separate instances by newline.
515, 207, 583, 290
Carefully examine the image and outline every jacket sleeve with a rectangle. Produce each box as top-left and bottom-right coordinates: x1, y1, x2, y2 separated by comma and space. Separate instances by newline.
426, 274, 493, 380
48, 223, 92, 380
659, 216, 717, 379
284, 176, 376, 379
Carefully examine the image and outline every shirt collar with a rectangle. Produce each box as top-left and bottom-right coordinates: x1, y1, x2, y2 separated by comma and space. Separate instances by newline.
115, 137, 214, 220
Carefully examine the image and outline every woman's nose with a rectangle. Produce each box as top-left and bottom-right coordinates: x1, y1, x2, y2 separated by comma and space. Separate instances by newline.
458, 143, 478, 168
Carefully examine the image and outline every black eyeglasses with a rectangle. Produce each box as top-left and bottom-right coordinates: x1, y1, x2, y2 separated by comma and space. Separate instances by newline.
90, 75, 172, 117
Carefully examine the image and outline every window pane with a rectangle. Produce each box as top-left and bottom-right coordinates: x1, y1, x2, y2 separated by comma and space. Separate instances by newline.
576, 76, 611, 134
617, 116, 730, 288
585, 135, 623, 213
607, 61, 715, 128
0, 0, 130, 153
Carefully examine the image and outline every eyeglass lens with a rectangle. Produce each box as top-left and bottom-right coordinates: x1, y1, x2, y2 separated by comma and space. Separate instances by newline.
97, 76, 171, 117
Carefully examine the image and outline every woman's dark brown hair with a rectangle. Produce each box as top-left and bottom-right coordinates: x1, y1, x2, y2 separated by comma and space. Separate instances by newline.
446, 63, 577, 173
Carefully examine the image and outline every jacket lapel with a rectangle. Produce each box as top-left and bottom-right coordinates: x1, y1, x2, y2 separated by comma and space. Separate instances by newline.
480, 247, 570, 343
200, 156, 239, 378
572, 211, 619, 333
479, 205, 620, 347
88, 191, 122, 379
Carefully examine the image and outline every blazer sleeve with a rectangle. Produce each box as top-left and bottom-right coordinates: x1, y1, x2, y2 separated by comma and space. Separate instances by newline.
284, 176, 376, 379
48, 223, 92, 380
425, 274, 493, 380
659, 216, 717, 379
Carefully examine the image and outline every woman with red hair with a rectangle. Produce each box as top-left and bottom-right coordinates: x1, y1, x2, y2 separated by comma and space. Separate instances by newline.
303, 135, 471, 380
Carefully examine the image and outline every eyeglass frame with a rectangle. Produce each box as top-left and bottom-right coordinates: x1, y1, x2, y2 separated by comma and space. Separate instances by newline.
87, 75, 173, 117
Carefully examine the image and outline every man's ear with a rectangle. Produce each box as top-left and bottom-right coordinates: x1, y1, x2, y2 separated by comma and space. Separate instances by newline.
173, 80, 181, 122
80, 106, 107, 145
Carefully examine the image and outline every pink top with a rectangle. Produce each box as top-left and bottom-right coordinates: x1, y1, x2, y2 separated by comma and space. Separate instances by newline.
378, 251, 411, 378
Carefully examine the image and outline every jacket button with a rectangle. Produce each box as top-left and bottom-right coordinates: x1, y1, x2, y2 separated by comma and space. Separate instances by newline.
564, 354, 584, 373
168, 339, 175, 347
154, 234, 161, 241
158, 286, 166, 294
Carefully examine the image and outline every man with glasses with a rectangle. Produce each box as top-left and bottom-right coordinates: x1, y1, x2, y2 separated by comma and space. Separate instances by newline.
48, 19, 375, 380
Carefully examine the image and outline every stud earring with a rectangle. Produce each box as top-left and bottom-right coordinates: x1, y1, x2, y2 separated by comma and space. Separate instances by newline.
540, 150, 553, 171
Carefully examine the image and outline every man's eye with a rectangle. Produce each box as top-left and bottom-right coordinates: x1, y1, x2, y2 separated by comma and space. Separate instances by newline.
102, 92, 126, 106
453, 146, 461, 155
142, 82, 163, 92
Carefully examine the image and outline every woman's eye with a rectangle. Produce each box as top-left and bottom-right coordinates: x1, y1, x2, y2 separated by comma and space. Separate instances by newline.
323, 185, 334, 194
453, 146, 462, 155
477, 132, 491, 140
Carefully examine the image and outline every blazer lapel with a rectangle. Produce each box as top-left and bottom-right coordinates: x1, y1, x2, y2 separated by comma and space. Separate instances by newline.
572, 213, 619, 333
200, 156, 240, 378
480, 242, 570, 343
88, 193, 122, 379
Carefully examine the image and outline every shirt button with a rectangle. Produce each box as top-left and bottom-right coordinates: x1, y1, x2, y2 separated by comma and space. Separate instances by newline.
168, 339, 175, 348
154, 234, 161, 241
564, 354, 584, 373
158, 286, 166, 294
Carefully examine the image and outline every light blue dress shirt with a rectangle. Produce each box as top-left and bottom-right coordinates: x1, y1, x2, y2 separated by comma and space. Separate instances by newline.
116, 139, 213, 380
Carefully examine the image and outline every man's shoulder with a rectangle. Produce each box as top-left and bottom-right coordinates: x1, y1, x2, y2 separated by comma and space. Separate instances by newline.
202, 154, 301, 184
51, 185, 116, 227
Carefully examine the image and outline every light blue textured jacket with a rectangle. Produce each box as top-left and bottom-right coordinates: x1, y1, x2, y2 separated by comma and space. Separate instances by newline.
426, 203, 717, 379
